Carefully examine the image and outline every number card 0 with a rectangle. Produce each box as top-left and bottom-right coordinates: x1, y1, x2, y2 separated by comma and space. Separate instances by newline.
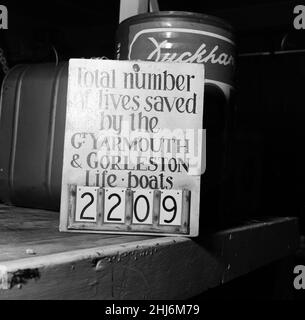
132, 189, 154, 225
60, 59, 205, 237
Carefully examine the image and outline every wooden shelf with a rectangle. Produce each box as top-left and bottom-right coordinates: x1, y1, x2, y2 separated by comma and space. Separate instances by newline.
0, 204, 299, 299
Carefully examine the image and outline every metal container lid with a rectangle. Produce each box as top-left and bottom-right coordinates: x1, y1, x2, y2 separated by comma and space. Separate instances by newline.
119, 11, 234, 33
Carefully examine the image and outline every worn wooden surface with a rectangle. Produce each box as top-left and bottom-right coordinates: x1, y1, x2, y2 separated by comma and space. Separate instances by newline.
0, 205, 152, 262
0, 205, 299, 299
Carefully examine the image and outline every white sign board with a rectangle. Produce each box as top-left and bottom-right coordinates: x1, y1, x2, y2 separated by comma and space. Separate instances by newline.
60, 59, 205, 236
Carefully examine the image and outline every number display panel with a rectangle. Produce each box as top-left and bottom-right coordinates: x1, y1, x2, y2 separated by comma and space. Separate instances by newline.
68, 185, 190, 235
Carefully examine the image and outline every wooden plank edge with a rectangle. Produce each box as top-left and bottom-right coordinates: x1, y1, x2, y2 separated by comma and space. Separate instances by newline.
0, 217, 299, 299
210, 217, 300, 284
215, 217, 298, 236
0, 236, 187, 290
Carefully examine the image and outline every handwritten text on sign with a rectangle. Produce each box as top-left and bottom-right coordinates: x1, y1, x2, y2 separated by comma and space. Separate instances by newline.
60, 59, 205, 236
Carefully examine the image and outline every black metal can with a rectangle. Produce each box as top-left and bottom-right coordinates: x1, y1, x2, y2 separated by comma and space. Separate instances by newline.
116, 11, 236, 230
116, 11, 235, 90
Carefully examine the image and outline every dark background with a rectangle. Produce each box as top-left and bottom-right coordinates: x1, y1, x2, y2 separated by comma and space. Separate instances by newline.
0, 0, 304, 231
1, 1, 304, 62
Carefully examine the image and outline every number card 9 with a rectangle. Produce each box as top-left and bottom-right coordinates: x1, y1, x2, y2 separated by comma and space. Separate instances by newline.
67, 185, 191, 236
159, 190, 183, 226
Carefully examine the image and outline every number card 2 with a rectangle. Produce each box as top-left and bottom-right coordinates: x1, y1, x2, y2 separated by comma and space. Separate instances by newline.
104, 188, 126, 224
75, 186, 99, 222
